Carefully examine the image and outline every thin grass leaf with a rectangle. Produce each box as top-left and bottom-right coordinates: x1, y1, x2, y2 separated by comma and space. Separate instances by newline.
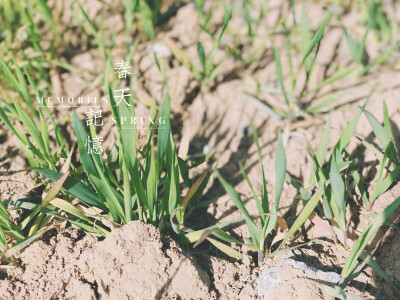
345, 26, 369, 64
0, 106, 27, 145
275, 130, 286, 208
157, 93, 171, 174
92, 152, 126, 223
146, 144, 157, 219
370, 164, 400, 203
33, 168, 106, 210
261, 130, 286, 243
330, 150, 347, 230
335, 108, 362, 152
217, 172, 260, 247
206, 7, 232, 72
78, 3, 106, 57
363, 109, 390, 148
243, 0, 252, 36
121, 151, 133, 222
2, 225, 57, 259
207, 237, 241, 259
239, 163, 263, 216
351, 170, 369, 207
302, 12, 332, 63
324, 286, 365, 300
305, 92, 345, 114
342, 195, 400, 277
184, 219, 244, 243
182, 172, 208, 215
360, 252, 400, 294
0, 58, 34, 115
13, 101, 48, 159
317, 116, 331, 165
197, 42, 206, 75
274, 48, 291, 109
277, 186, 325, 250
383, 102, 393, 141
374, 143, 390, 187
20, 171, 70, 231
212, 227, 243, 245
243, 94, 286, 120
50, 198, 92, 223
251, 123, 269, 216
311, 67, 356, 93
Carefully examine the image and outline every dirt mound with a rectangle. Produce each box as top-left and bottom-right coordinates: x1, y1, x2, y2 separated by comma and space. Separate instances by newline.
85, 221, 213, 299
0, 221, 214, 299
0, 229, 98, 299
0, 127, 38, 205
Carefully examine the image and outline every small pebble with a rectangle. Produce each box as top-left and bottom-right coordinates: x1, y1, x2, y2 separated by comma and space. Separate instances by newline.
203, 145, 210, 154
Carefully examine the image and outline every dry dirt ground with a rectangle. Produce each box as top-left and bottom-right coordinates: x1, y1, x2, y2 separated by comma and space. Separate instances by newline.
1, 0, 400, 299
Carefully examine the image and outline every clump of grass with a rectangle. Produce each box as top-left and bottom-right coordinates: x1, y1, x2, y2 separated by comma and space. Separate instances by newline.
274, 8, 341, 119
196, 7, 232, 86
247, 8, 339, 121
0, 64, 68, 170
248, 4, 394, 123
362, 0, 392, 44
0, 0, 61, 96
282, 102, 400, 292
216, 125, 287, 264
167, 7, 232, 92
31, 91, 213, 230
343, 25, 369, 66
193, 0, 211, 30
0, 76, 245, 259
122, 0, 180, 40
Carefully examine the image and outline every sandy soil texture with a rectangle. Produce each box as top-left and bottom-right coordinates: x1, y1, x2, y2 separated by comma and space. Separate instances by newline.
1, 0, 400, 299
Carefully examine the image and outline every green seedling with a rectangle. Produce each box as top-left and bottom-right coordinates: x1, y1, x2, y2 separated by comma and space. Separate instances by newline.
254, 9, 344, 121
362, 102, 400, 204
136, 0, 162, 40
122, 0, 179, 40
0, 0, 62, 95
277, 110, 362, 251
363, 0, 391, 43
217, 125, 287, 264
282, 104, 400, 291
0, 57, 35, 116
168, 7, 232, 92
33, 91, 211, 227
301, 103, 399, 244
250, 5, 387, 122
77, 3, 108, 59
243, 0, 253, 38
194, 0, 211, 30
342, 195, 400, 277
344, 26, 369, 65
2, 86, 240, 260
0, 155, 82, 262
0, 101, 67, 172
196, 7, 232, 87
0, 59, 68, 171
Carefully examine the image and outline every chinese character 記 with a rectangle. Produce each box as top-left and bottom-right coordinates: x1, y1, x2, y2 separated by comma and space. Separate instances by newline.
86, 108, 104, 126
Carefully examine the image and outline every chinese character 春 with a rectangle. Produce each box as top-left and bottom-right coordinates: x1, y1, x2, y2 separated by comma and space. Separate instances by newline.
114, 60, 131, 79
86, 136, 104, 154
86, 108, 104, 126
114, 88, 132, 106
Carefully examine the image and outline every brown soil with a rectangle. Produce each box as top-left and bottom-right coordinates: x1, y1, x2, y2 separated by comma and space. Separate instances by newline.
0, 221, 257, 300
1, 0, 400, 299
